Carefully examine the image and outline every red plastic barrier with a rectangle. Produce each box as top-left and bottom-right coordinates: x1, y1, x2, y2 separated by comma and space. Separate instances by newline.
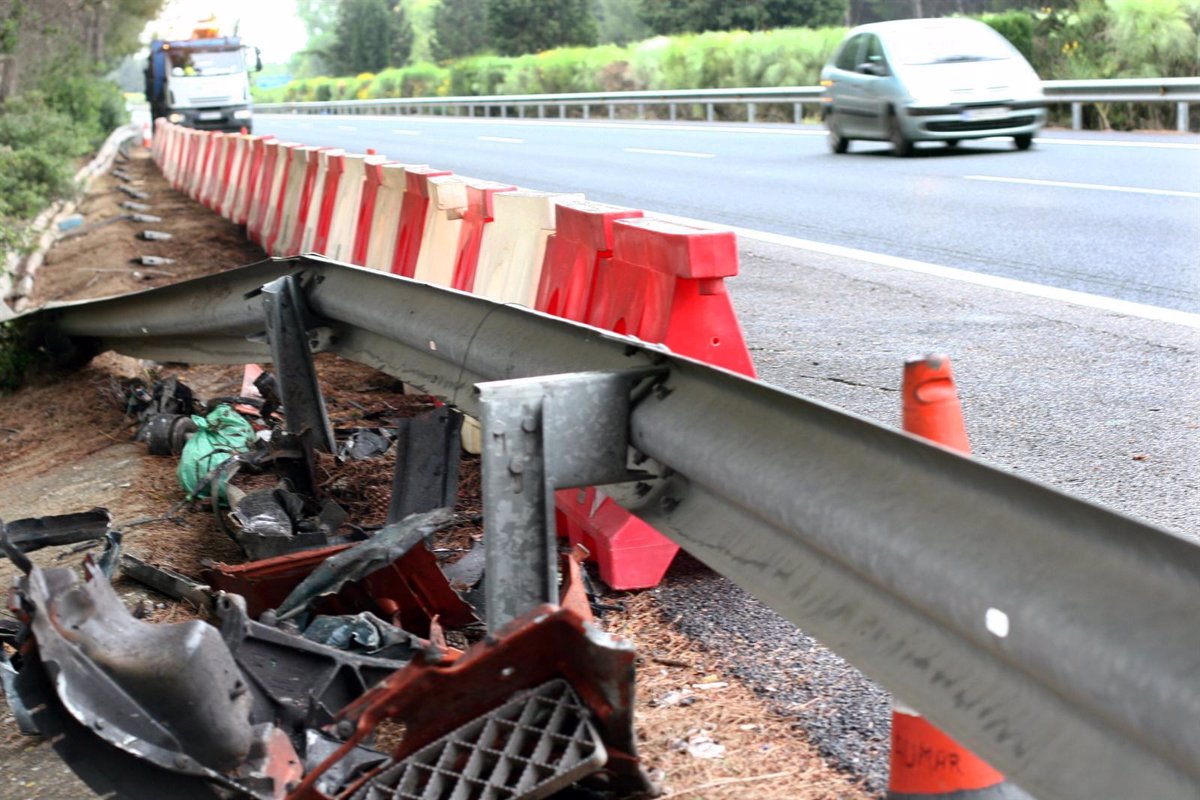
555, 218, 758, 590
451, 179, 515, 292
190, 132, 215, 200
281, 146, 328, 256
351, 155, 390, 265
590, 218, 757, 375
199, 133, 228, 209
390, 166, 451, 277
233, 135, 274, 226
246, 139, 283, 244
213, 134, 241, 214
536, 200, 643, 322
262, 143, 298, 255
310, 150, 345, 256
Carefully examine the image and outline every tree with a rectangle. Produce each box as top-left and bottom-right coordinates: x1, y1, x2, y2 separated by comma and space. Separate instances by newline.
638, 0, 846, 34
595, 0, 652, 45
330, 0, 415, 74
486, 0, 598, 56
432, 0, 489, 60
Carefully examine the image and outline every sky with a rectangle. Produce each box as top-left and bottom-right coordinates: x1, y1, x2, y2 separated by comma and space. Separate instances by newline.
146, 0, 310, 64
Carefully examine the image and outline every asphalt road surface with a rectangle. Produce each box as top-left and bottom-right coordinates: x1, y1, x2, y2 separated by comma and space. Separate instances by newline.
255, 113, 1200, 313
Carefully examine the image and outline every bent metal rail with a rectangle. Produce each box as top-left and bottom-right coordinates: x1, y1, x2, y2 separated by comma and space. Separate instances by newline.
255, 78, 1200, 132
22, 254, 1200, 800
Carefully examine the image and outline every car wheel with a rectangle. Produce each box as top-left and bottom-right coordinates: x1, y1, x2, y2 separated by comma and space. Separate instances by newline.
1013, 133, 1033, 151
888, 111, 913, 157
828, 125, 850, 154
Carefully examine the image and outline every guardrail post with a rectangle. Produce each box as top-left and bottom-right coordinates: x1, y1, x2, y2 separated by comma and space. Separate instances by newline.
669, 102, 677, 122
608, 104, 614, 120
706, 102, 714, 122
748, 102, 757, 123
636, 102, 644, 120
538, 104, 545, 118
478, 369, 659, 630
794, 102, 802, 124
1178, 101, 1189, 132
1072, 102, 1083, 130
260, 275, 336, 454
583, 105, 590, 120
518, 104, 525, 118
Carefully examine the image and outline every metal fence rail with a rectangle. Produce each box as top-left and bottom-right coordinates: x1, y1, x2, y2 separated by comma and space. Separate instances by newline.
28, 254, 1200, 800
255, 78, 1200, 132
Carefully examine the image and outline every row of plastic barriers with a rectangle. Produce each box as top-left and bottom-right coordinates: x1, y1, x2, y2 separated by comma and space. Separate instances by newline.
151, 120, 759, 590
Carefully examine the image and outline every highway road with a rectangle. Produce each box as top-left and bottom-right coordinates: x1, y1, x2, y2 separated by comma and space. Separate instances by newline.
252, 112, 1200, 794
256, 113, 1200, 313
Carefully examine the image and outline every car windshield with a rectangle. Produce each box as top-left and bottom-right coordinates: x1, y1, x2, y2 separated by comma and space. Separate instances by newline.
168, 48, 244, 77
885, 26, 1013, 65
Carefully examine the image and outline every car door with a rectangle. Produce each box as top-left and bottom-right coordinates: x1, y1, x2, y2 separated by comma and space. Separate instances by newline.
827, 34, 870, 136
857, 34, 896, 138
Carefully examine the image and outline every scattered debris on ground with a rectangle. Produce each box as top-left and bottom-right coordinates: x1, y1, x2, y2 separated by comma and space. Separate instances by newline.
0, 145, 875, 799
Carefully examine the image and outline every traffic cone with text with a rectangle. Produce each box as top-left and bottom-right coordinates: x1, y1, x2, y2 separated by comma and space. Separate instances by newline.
888, 354, 1031, 800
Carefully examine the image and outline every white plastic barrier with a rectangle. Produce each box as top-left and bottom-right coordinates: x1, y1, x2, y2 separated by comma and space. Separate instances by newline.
231, 135, 275, 227
411, 175, 469, 287
363, 162, 417, 271
255, 141, 299, 247
322, 153, 368, 262
217, 134, 249, 221
298, 148, 344, 254
472, 189, 584, 305
270, 145, 317, 256
200, 133, 230, 209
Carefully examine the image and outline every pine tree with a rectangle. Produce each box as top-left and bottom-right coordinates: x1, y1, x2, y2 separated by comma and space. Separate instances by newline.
432, 0, 489, 60
486, 0, 598, 57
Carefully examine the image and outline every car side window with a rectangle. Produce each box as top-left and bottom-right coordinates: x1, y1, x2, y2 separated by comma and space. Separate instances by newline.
835, 35, 864, 71
864, 35, 888, 73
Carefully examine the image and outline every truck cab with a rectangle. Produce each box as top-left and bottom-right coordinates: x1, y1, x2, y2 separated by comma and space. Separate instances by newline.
146, 29, 261, 134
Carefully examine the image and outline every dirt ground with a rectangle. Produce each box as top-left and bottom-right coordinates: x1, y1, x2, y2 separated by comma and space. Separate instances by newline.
0, 146, 872, 799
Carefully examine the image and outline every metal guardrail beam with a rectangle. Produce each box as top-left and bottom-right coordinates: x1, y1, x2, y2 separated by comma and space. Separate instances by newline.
27, 255, 1200, 800
255, 78, 1200, 131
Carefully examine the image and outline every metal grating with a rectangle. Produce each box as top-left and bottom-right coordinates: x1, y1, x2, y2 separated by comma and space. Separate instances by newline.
350, 679, 607, 800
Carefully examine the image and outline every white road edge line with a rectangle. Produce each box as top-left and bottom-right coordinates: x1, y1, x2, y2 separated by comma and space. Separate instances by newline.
966, 175, 1200, 199
647, 211, 1200, 329
391, 129, 421, 136
1034, 137, 1200, 150
624, 147, 715, 159
478, 136, 525, 143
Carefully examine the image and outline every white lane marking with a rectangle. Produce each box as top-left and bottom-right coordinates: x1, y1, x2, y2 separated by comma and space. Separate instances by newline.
335, 125, 357, 131
391, 129, 421, 135
1035, 136, 1200, 151
625, 147, 715, 159
647, 210, 1200, 329
478, 135, 524, 143
966, 174, 1200, 199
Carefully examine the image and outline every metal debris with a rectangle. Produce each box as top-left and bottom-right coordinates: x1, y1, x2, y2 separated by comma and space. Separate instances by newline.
387, 407, 464, 524
121, 200, 153, 212
117, 184, 150, 199
120, 553, 215, 610
133, 255, 175, 266
129, 212, 164, 224
139, 229, 173, 241
227, 482, 346, 560
0, 508, 112, 558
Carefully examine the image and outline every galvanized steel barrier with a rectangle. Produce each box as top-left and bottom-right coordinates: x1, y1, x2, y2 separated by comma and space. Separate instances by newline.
21, 253, 1200, 800
255, 78, 1200, 132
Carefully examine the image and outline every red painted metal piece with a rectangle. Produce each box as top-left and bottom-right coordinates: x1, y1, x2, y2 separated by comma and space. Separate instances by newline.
289, 554, 648, 800
390, 167, 451, 277
535, 200, 643, 321
202, 540, 476, 638
450, 179, 515, 292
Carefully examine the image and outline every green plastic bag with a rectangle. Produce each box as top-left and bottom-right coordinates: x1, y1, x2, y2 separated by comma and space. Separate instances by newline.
177, 404, 256, 505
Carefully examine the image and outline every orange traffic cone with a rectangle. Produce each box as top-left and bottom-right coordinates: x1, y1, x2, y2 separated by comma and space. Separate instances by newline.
141, 120, 152, 148
889, 354, 1031, 800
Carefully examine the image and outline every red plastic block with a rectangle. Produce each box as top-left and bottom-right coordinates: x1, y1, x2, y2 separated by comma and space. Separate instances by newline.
535, 200, 642, 321
235, 135, 272, 226
390, 166, 451, 277
280, 147, 327, 257
263, 143, 296, 255
451, 179, 515, 292
555, 487, 679, 591
311, 151, 345, 256
589, 217, 757, 376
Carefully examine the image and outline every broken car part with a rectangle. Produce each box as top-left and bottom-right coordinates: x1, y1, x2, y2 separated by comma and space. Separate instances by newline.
386, 407, 464, 524
120, 553, 215, 610
0, 508, 112, 558
274, 508, 453, 622
228, 482, 346, 561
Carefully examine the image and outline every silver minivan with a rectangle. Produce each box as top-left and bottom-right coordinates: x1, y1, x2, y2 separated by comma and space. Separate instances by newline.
820, 18, 1046, 156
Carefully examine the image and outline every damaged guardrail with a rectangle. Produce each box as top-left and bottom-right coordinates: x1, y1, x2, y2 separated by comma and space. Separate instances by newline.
9, 254, 1200, 800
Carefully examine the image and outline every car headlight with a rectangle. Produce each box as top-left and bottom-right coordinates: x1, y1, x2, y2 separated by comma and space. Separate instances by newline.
233, 109, 252, 119
167, 113, 185, 123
